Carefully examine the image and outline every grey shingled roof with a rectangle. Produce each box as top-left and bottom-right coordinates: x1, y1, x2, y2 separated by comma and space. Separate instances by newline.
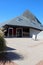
3, 10, 43, 30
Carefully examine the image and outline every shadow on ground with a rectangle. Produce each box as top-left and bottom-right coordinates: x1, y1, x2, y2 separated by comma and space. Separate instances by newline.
6, 47, 16, 51
8, 52, 23, 60
0, 47, 24, 65
5, 47, 23, 60
0, 52, 23, 61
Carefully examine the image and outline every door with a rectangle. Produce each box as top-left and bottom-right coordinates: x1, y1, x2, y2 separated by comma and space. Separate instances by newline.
16, 28, 22, 37
8, 28, 13, 37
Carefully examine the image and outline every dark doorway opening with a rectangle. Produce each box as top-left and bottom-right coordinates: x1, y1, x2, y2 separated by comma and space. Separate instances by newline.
16, 28, 22, 37
9, 29, 13, 37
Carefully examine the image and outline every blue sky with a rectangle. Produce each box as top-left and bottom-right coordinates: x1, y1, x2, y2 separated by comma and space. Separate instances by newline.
0, 0, 43, 24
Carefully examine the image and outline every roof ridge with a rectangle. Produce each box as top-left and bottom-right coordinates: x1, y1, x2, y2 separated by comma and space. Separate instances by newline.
22, 10, 41, 24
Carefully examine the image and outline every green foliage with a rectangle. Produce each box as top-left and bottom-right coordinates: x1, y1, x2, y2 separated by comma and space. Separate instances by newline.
0, 36, 6, 52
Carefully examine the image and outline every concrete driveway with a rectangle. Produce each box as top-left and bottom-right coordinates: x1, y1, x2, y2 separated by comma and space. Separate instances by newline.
5, 38, 43, 65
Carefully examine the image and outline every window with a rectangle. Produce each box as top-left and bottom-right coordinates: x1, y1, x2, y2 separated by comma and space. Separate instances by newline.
18, 18, 23, 21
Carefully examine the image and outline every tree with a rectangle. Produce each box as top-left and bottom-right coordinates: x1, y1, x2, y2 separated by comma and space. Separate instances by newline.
0, 30, 6, 60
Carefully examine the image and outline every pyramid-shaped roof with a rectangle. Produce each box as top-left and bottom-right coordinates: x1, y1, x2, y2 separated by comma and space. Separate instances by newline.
3, 10, 43, 30
22, 10, 41, 24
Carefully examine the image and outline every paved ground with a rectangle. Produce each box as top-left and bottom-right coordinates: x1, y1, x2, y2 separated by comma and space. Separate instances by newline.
5, 38, 43, 65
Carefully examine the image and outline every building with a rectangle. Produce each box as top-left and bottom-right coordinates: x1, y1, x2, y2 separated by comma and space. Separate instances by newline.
3, 10, 43, 38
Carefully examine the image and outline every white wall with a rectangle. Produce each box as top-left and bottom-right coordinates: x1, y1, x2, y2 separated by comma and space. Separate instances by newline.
37, 31, 43, 40
30, 28, 40, 39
